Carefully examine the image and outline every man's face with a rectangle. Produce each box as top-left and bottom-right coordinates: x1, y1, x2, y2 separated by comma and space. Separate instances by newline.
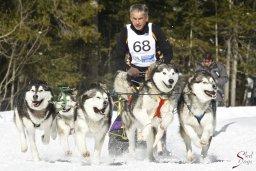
130, 11, 148, 31
203, 59, 213, 66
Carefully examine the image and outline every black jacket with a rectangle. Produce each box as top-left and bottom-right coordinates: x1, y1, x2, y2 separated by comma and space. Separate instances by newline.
112, 22, 173, 72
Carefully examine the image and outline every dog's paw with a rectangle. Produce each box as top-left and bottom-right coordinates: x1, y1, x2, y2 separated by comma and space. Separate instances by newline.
142, 124, 152, 140
199, 155, 211, 164
91, 159, 100, 165
193, 140, 202, 148
32, 155, 41, 162
41, 135, 50, 144
200, 138, 209, 146
51, 131, 57, 140
187, 154, 195, 163
65, 150, 72, 156
21, 144, 28, 153
82, 151, 90, 158
146, 155, 156, 162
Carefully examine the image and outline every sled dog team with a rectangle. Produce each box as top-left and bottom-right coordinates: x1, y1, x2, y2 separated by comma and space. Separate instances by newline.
13, 62, 217, 164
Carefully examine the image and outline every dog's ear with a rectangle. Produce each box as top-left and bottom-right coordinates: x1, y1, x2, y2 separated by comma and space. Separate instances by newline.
145, 62, 161, 81
187, 75, 195, 90
89, 83, 98, 89
99, 82, 108, 92
78, 92, 89, 109
72, 89, 78, 99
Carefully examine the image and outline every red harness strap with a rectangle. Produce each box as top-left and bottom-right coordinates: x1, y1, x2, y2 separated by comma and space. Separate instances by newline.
128, 96, 133, 105
155, 97, 165, 118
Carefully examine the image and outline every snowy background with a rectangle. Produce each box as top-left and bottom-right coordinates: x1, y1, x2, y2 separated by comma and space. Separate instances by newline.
0, 107, 255, 171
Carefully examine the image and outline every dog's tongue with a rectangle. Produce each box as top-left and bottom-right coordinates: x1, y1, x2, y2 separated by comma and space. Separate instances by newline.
32, 100, 42, 107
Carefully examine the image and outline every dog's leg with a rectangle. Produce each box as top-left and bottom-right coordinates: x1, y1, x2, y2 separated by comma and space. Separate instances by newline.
180, 126, 194, 163
133, 109, 152, 140
156, 137, 163, 155
74, 120, 90, 158
41, 119, 52, 145
14, 110, 28, 153
183, 125, 201, 148
153, 113, 173, 148
201, 136, 212, 158
23, 118, 40, 161
92, 134, 105, 165
155, 110, 173, 155
126, 126, 136, 157
200, 124, 214, 147
153, 125, 164, 148
57, 119, 72, 156
146, 126, 155, 162
51, 118, 57, 140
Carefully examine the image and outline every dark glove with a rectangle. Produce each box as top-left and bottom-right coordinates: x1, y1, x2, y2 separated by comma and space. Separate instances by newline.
127, 67, 140, 77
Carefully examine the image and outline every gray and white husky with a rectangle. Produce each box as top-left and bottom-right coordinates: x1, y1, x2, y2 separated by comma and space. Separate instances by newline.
55, 89, 77, 156
13, 80, 57, 161
177, 71, 217, 163
114, 62, 179, 161
74, 83, 112, 164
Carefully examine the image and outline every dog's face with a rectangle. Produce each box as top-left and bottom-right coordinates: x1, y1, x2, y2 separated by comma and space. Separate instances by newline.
189, 71, 217, 102
152, 64, 179, 93
56, 93, 76, 117
25, 80, 53, 110
80, 87, 111, 121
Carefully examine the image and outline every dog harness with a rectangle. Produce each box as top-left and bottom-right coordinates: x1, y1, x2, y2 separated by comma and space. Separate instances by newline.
155, 97, 165, 118
184, 102, 206, 124
31, 110, 51, 127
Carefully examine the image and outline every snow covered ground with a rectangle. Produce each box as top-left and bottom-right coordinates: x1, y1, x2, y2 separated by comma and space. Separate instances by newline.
0, 107, 255, 171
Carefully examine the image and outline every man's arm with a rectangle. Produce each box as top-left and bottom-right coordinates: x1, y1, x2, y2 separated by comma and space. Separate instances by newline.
216, 63, 229, 86
111, 28, 129, 72
152, 24, 173, 63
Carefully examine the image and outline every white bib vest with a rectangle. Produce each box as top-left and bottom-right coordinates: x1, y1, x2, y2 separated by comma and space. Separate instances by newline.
127, 23, 156, 67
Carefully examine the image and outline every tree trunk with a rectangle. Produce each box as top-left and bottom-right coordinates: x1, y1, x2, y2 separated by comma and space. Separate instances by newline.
231, 37, 238, 106
10, 60, 16, 109
189, 21, 193, 69
215, 1, 219, 61
224, 37, 231, 106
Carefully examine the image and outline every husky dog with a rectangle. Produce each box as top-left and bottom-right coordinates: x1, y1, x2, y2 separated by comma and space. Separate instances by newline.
13, 80, 57, 161
177, 71, 217, 163
74, 83, 112, 164
55, 88, 77, 156
114, 63, 179, 161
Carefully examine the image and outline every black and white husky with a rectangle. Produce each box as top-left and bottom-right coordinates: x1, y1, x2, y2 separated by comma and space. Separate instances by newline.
74, 83, 112, 164
14, 80, 57, 161
177, 71, 217, 163
114, 63, 179, 161
55, 89, 77, 156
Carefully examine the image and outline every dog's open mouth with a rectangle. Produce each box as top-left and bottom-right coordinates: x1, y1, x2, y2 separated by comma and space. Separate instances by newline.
62, 107, 71, 112
32, 100, 43, 107
163, 81, 172, 89
93, 107, 106, 115
204, 90, 216, 97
